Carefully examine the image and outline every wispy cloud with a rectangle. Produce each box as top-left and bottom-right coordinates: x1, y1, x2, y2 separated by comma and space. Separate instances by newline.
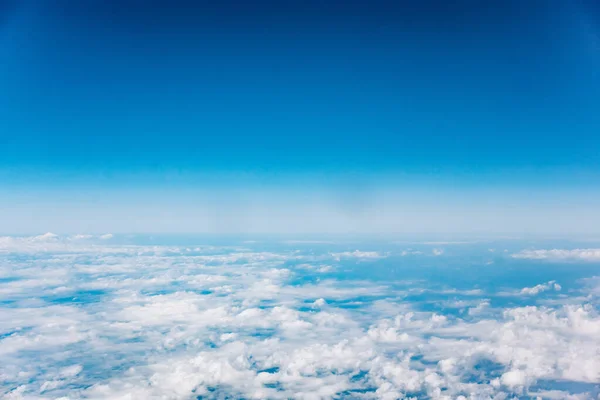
512, 248, 600, 261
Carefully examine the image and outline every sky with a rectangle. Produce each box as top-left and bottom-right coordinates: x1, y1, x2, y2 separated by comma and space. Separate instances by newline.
1, 0, 599, 234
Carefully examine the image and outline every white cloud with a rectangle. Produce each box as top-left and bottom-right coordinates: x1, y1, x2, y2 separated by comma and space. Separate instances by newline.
69, 234, 93, 240
513, 249, 600, 261
500, 369, 529, 389
312, 298, 326, 308
33, 232, 59, 241
59, 364, 83, 378
521, 281, 562, 295
400, 249, 423, 256
331, 250, 386, 261
468, 300, 491, 316
0, 233, 120, 253
1, 236, 599, 399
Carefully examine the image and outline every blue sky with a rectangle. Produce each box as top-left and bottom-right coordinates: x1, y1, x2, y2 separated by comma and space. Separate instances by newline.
1, 0, 599, 234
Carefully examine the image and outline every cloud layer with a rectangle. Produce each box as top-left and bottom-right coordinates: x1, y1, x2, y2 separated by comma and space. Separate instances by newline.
1, 236, 599, 399
512, 248, 600, 261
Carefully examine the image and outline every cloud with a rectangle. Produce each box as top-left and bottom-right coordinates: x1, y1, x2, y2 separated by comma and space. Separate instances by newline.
0, 233, 119, 253
331, 250, 386, 261
33, 232, 59, 241
500, 369, 529, 389
312, 298, 326, 308
400, 249, 423, 256
520, 281, 562, 295
513, 249, 600, 261
69, 234, 93, 240
1, 235, 599, 399
468, 300, 491, 316
0, 232, 59, 252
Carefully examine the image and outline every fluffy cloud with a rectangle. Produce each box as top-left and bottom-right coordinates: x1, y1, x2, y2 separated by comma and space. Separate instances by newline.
521, 280, 562, 295
1, 236, 599, 399
0, 233, 116, 253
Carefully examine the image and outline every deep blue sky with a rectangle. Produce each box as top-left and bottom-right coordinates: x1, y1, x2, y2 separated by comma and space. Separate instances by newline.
1, 0, 599, 234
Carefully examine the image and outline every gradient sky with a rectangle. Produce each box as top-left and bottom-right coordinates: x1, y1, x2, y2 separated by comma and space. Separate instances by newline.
1, 0, 599, 234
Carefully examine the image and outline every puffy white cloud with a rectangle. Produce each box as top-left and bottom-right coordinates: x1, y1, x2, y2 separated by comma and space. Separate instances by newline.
521, 281, 562, 295
312, 298, 326, 308
500, 369, 529, 389
0, 236, 599, 399
468, 300, 491, 316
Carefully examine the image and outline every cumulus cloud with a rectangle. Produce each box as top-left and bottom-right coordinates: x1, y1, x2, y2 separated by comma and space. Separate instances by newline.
468, 300, 491, 316
33, 232, 59, 241
312, 298, 326, 308
521, 281, 562, 295
0, 233, 119, 253
1, 235, 599, 399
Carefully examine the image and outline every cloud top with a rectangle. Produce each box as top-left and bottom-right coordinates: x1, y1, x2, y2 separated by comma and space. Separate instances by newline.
0, 237, 599, 399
